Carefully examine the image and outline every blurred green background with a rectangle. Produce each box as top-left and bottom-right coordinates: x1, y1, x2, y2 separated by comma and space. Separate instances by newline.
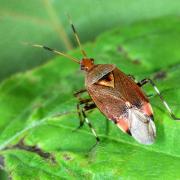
0, 0, 180, 81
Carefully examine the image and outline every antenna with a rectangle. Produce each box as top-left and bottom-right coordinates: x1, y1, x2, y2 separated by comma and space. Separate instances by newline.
22, 42, 80, 64
67, 15, 87, 58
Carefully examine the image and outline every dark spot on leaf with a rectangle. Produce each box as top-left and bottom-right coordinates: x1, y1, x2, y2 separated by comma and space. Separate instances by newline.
117, 46, 125, 53
153, 70, 167, 80
0, 156, 5, 169
63, 153, 73, 161
32, 102, 43, 109
132, 59, 141, 64
117, 46, 141, 65
5, 139, 56, 164
0, 157, 9, 180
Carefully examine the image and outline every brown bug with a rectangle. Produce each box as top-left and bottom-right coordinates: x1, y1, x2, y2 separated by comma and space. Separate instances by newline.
29, 18, 180, 145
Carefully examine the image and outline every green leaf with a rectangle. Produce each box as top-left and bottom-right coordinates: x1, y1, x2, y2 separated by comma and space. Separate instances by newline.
0, 16, 180, 179
1, 0, 180, 80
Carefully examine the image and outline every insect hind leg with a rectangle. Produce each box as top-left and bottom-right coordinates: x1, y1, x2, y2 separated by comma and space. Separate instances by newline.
138, 78, 180, 120
81, 107, 100, 148
74, 89, 100, 148
75, 100, 100, 149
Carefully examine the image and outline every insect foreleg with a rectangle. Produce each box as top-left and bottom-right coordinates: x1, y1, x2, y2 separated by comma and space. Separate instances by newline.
74, 89, 97, 126
138, 78, 180, 120
74, 88, 87, 101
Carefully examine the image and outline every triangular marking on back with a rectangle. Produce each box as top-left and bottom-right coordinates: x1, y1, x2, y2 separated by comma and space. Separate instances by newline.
96, 72, 114, 88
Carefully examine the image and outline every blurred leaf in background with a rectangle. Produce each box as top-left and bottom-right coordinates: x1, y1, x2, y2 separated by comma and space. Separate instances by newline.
0, 14, 180, 179
0, 0, 180, 81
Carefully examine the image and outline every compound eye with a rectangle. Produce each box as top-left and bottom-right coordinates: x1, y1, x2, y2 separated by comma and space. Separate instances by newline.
96, 72, 114, 88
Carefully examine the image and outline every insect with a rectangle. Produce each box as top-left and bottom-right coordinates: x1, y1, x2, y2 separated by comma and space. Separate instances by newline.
29, 17, 180, 145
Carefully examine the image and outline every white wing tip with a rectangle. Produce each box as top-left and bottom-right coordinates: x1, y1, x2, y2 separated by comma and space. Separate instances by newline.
129, 108, 156, 145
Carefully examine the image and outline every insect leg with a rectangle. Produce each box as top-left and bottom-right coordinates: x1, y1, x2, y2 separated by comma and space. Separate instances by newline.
74, 88, 87, 101
127, 74, 136, 81
76, 103, 84, 129
74, 88, 99, 144
81, 106, 100, 146
74, 88, 87, 95
138, 78, 180, 120
75, 98, 94, 129
75, 101, 99, 148
74, 89, 91, 128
